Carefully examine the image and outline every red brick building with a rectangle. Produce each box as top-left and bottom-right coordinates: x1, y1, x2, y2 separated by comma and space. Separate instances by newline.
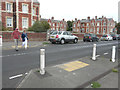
73, 16, 115, 35
1, 0, 40, 31
40, 17, 67, 31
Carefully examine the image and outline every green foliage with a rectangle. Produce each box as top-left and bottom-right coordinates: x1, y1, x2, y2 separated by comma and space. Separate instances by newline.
28, 21, 50, 32
43, 42, 49, 45
67, 20, 74, 31
2, 26, 12, 31
115, 22, 120, 34
112, 68, 118, 73
91, 82, 101, 88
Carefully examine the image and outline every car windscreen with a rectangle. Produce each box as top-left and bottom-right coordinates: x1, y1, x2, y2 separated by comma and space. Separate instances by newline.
51, 31, 62, 35
102, 35, 107, 37
84, 34, 90, 36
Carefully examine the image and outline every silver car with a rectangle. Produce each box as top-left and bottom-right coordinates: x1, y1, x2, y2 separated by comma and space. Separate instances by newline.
49, 31, 78, 44
100, 34, 113, 41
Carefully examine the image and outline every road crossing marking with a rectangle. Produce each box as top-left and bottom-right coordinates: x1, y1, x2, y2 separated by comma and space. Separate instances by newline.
9, 74, 23, 80
58, 61, 89, 72
104, 53, 108, 55
9, 72, 28, 80
96, 55, 100, 57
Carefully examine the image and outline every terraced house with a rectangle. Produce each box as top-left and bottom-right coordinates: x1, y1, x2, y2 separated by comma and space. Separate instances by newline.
73, 16, 116, 35
41, 17, 67, 31
1, 0, 40, 31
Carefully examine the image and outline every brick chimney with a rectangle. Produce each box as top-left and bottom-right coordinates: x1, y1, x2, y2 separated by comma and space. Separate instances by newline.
51, 17, 54, 20
87, 16, 90, 20
63, 18, 65, 21
95, 16, 97, 19
75, 18, 77, 21
102, 16, 104, 19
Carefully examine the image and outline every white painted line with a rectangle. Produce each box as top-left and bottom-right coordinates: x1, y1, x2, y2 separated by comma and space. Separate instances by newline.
9, 74, 23, 80
96, 55, 100, 57
104, 53, 108, 55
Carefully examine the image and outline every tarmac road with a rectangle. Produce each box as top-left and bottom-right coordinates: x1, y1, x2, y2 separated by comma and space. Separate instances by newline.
2, 40, 118, 88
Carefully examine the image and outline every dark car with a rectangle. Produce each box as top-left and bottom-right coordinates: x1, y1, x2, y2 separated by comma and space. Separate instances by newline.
118, 34, 120, 40
110, 34, 118, 40
83, 33, 99, 42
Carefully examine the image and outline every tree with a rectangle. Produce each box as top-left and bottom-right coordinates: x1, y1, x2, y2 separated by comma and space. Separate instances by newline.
115, 22, 120, 34
67, 20, 74, 31
28, 21, 50, 32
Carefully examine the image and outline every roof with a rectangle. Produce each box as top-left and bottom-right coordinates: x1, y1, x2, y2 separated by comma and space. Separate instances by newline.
33, 0, 40, 4
40, 18, 49, 22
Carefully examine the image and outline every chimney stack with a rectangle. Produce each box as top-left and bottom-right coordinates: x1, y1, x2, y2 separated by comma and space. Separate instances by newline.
51, 17, 54, 20
75, 18, 77, 21
95, 16, 97, 19
63, 18, 65, 21
102, 16, 104, 19
87, 16, 90, 20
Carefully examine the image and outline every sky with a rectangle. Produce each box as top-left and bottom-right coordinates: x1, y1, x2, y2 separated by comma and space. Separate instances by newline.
39, 0, 119, 22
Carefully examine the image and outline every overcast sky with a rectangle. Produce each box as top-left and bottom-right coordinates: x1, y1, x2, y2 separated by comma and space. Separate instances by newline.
39, 0, 119, 22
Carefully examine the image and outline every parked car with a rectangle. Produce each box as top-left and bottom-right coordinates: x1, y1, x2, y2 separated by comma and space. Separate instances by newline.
49, 31, 78, 44
100, 34, 113, 41
83, 33, 99, 42
118, 34, 120, 40
110, 34, 118, 40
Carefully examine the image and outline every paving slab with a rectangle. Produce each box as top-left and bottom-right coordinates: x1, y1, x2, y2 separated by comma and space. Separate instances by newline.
17, 56, 118, 88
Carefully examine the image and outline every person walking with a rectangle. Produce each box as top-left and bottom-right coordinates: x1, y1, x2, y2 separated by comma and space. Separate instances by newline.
21, 29, 28, 50
11, 28, 21, 51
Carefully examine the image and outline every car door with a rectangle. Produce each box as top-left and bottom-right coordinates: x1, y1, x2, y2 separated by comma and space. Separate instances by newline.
63, 32, 69, 42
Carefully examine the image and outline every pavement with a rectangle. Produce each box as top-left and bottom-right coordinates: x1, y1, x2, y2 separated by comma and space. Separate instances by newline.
2, 40, 83, 50
17, 56, 119, 89
2, 41, 49, 50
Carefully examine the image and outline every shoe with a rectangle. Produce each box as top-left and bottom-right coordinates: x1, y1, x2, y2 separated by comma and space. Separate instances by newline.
16, 49, 18, 51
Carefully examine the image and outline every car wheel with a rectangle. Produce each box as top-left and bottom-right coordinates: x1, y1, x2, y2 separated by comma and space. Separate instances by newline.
74, 39, 78, 43
83, 40, 85, 42
52, 42, 56, 44
61, 39, 65, 45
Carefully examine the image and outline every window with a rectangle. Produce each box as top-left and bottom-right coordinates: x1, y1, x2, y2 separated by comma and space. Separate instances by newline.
32, 20, 36, 25
22, 17, 28, 28
87, 23, 89, 26
33, 8, 36, 16
53, 23, 55, 26
103, 28, 106, 34
97, 28, 99, 34
22, 4, 28, 13
74, 24, 76, 27
97, 23, 99, 26
86, 28, 89, 32
103, 22, 106, 26
6, 17, 13, 27
6, 3, 12, 12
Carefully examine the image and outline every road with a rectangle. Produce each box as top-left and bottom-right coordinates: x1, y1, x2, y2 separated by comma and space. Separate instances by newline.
2, 40, 118, 88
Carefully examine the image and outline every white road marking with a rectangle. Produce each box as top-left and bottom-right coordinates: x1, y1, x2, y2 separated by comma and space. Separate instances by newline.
9, 74, 23, 80
96, 55, 100, 57
104, 53, 108, 55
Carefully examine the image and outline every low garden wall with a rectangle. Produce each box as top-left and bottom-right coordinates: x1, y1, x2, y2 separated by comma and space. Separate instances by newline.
2, 32, 103, 42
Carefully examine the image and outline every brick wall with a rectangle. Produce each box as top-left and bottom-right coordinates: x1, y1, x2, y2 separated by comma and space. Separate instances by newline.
2, 32, 47, 42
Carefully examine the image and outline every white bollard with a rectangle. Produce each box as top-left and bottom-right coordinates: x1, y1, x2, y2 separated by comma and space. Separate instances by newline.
112, 46, 116, 62
92, 44, 96, 60
40, 49, 45, 75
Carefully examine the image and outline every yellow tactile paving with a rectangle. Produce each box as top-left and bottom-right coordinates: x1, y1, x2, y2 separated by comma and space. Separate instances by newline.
12, 45, 29, 48
58, 61, 89, 72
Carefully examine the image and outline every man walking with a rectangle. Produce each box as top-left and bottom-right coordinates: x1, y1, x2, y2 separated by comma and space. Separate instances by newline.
11, 28, 21, 51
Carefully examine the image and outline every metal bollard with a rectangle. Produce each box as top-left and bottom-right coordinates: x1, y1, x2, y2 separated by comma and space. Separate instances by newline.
92, 44, 96, 60
112, 46, 116, 62
40, 49, 45, 75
